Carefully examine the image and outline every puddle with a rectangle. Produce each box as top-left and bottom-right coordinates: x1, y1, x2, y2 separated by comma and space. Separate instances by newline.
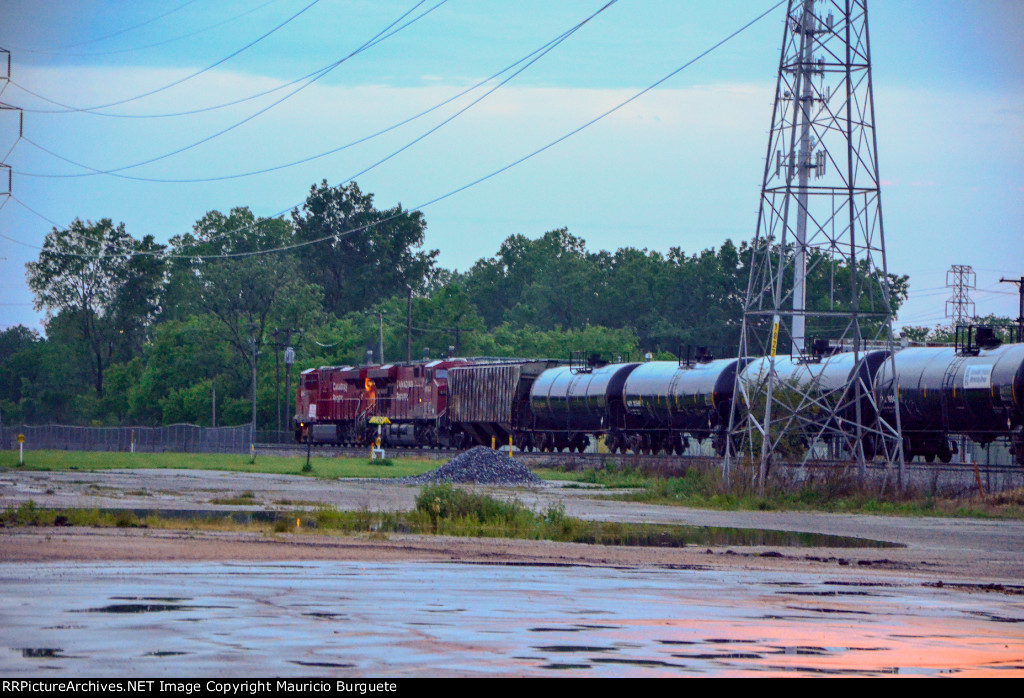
767, 646, 832, 655
533, 645, 618, 653
288, 660, 355, 668
590, 657, 688, 669
3, 560, 1021, 677
704, 638, 754, 644
15, 648, 64, 659
968, 612, 1024, 624
788, 607, 872, 615
76, 603, 230, 614
780, 591, 875, 597
672, 652, 763, 660
302, 612, 348, 620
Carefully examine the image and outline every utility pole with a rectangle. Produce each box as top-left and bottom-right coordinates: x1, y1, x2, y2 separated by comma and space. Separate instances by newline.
272, 327, 303, 436
274, 344, 281, 434
364, 310, 386, 364
249, 324, 258, 447
727, 0, 904, 490
945, 265, 976, 328
406, 287, 413, 363
999, 276, 1024, 339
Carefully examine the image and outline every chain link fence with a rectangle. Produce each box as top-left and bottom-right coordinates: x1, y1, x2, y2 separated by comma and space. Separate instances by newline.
0, 424, 255, 454
255, 429, 295, 445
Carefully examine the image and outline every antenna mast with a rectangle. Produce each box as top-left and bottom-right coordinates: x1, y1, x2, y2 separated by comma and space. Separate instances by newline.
725, 0, 904, 489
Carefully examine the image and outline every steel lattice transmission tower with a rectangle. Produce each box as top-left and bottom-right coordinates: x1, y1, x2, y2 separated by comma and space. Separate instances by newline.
0, 48, 18, 201
945, 264, 976, 327
725, 0, 904, 488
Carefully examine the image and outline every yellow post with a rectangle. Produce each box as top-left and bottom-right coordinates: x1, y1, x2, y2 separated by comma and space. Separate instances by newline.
509, 434, 514, 455
491, 435, 496, 450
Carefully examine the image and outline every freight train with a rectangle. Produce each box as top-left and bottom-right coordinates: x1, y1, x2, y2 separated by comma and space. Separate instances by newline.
294, 328, 1024, 465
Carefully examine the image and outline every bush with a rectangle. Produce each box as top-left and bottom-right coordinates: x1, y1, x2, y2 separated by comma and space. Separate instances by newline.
415, 483, 532, 534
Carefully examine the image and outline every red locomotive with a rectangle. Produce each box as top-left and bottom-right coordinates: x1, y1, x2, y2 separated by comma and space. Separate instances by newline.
295, 357, 474, 448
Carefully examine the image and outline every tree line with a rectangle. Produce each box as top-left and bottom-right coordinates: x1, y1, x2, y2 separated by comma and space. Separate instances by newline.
2, 180, 917, 429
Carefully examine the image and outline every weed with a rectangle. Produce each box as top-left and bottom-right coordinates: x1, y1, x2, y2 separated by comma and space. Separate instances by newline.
209, 492, 258, 506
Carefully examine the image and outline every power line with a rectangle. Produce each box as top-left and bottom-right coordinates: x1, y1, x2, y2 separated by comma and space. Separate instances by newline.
2, 0, 284, 58
32, 0, 619, 184
0, 0, 201, 53
7, 4, 395, 121
4, 0, 784, 261
8, 0, 323, 114
17, 0, 442, 178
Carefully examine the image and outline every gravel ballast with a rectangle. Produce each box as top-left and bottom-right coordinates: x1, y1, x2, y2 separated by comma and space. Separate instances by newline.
400, 446, 542, 486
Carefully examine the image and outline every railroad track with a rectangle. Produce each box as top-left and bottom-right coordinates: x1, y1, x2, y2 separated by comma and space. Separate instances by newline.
255, 442, 1023, 475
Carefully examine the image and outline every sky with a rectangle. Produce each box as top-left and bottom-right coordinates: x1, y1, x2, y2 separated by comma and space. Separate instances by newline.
0, 0, 1021, 336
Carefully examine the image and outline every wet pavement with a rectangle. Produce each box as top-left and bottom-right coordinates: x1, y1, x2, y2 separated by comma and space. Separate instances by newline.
2, 560, 1022, 677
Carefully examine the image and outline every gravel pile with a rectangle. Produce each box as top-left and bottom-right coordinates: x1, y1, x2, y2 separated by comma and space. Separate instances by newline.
401, 446, 542, 486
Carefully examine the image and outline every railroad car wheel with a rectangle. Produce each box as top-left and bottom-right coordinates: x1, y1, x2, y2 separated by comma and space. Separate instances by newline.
670, 436, 684, 455
610, 434, 624, 453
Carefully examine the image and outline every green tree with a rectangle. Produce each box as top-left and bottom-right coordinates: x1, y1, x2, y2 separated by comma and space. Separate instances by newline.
167, 208, 322, 381
290, 180, 438, 316
25, 218, 164, 398
464, 228, 599, 330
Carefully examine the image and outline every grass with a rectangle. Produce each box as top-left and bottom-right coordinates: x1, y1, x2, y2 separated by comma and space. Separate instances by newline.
12, 486, 873, 548
540, 463, 1024, 519
0, 449, 439, 479
209, 491, 258, 506
3, 449, 1021, 519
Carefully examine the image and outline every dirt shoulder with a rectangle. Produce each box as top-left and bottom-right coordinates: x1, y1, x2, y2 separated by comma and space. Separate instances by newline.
1, 468, 1022, 585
